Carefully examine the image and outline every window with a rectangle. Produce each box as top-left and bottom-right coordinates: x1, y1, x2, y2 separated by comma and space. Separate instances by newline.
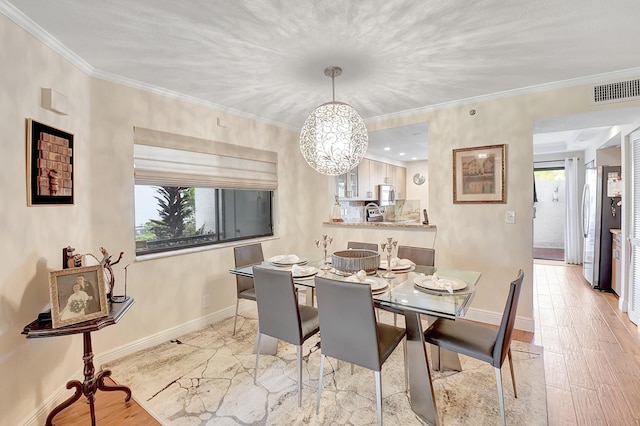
133, 127, 278, 255
135, 186, 273, 255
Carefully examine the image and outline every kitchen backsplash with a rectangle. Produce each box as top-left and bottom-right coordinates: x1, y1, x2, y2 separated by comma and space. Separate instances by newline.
341, 200, 420, 222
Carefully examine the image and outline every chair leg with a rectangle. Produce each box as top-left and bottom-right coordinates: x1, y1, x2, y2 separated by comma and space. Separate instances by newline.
233, 299, 240, 335
494, 367, 506, 426
403, 338, 408, 393
316, 354, 325, 414
254, 333, 262, 384
351, 363, 354, 375
297, 345, 302, 407
375, 370, 383, 426
507, 347, 517, 398
393, 312, 397, 327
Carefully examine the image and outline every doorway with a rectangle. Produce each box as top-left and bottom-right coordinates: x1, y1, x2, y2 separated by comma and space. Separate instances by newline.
534, 167, 566, 261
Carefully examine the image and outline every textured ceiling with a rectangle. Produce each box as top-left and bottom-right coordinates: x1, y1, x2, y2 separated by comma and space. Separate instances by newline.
4, 0, 640, 161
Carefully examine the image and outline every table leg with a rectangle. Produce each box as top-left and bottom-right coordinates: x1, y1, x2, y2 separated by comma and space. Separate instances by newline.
45, 331, 132, 426
404, 311, 439, 426
426, 317, 462, 372
430, 346, 463, 372
45, 381, 83, 426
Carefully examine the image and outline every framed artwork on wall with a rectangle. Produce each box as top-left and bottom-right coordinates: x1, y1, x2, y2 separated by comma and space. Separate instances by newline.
26, 118, 74, 205
453, 144, 506, 204
49, 265, 109, 328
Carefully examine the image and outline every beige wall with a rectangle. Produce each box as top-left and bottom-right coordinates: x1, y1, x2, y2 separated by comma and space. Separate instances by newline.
3, 12, 640, 425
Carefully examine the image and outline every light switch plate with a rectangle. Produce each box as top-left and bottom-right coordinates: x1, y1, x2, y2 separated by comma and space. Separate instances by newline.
506, 211, 516, 224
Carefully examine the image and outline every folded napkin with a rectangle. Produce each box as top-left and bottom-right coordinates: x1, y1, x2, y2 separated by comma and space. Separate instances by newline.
381, 258, 415, 268
345, 270, 367, 283
272, 254, 300, 263
429, 274, 454, 293
291, 264, 315, 276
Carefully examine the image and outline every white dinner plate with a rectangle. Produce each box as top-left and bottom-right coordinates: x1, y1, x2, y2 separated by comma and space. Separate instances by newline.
363, 276, 389, 292
269, 254, 308, 266
413, 276, 467, 292
292, 266, 319, 278
378, 260, 414, 272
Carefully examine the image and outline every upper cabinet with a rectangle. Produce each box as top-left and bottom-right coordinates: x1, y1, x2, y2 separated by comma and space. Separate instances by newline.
391, 165, 407, 199
357, 159, 372, 198
337, 159, 406, 200
336, 165, 359, 198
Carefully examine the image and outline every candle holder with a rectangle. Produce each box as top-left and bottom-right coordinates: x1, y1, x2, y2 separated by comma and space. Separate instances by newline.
380, 237, 398, 279
316, 234, 333, 270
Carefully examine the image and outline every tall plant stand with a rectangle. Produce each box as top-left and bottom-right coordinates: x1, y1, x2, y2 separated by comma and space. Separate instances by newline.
22, 297, 135, 426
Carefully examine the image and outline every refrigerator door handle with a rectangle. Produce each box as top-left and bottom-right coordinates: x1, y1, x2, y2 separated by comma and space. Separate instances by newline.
581, 183, 590, 238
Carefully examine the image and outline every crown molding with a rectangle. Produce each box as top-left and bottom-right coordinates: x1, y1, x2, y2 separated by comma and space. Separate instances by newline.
366, 67, 640, 125
0, 0, 94, 74
3, 1, 639, 133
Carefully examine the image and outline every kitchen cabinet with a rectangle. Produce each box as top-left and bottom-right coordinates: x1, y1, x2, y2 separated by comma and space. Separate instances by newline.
336, 159, 406, 200
336, 166, 359, 198
370, 160, 387, 188
390, 165, 406, 199
357, 159, 373, 198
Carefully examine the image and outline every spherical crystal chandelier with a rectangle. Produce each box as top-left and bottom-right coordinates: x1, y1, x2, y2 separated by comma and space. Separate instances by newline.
299, 66, 368, 176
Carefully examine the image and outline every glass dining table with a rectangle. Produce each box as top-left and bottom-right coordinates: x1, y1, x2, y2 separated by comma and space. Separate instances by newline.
229, 258, 481, 426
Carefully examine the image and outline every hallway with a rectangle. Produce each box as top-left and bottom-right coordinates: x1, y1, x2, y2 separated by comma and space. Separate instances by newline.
531, 261, 640, 425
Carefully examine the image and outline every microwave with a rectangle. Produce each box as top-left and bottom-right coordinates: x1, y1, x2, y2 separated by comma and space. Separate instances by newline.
377, 184, 395, 206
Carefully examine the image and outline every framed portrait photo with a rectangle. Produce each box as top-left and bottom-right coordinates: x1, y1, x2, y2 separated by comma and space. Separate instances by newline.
49, 265, 109, 328
26, 118, 74, 206
453, 144, 506, 204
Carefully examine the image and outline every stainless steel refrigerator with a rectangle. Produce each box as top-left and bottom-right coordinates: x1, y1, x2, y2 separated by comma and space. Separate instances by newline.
582, 166, 622, 291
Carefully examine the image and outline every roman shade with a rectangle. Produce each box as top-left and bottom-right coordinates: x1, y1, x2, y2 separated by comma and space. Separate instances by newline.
133, 127, 278, 190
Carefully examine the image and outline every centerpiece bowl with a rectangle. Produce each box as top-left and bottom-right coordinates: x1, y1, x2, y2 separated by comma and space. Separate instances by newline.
332, 249, 380, 276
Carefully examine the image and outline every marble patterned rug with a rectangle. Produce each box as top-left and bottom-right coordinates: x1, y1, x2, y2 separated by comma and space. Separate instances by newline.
103, 309, 547, 425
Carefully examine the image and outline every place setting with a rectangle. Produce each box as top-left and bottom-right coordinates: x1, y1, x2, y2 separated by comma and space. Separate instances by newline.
267, 253, 308, 267
413, 272, 470, 295
345, 269, 390, 294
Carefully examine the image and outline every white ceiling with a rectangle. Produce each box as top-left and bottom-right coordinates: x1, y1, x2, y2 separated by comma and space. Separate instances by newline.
3, 0, 640, 162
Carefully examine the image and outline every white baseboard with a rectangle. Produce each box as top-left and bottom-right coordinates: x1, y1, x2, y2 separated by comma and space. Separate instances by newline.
20, 301, 251, 426
463, 307, 535, 333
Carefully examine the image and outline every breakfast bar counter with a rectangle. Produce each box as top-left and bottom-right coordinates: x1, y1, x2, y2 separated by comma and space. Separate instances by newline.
322, 221, 437, 249
322, 221, 435, 228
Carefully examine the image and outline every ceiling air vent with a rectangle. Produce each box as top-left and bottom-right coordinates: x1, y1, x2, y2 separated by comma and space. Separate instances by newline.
592, 79, 640, 104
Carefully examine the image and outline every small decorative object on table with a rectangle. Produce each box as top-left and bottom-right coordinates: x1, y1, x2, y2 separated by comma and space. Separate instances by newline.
315, 234, 333, 270
380, 237, 398, 279
422, 209, 429, 225
331, 195, 344, 222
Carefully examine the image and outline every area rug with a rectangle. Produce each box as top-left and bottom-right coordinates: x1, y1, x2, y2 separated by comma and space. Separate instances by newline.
103, 310, 547, 425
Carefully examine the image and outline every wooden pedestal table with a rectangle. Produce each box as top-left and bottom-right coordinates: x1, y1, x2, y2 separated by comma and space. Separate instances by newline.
22, 297, 135, 426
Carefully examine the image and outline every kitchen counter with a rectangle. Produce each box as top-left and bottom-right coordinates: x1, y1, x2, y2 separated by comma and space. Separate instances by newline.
323, 221, 435, 229
321, 220, 437, 249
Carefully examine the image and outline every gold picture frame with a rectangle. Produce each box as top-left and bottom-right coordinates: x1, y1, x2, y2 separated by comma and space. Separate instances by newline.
49, 265, 109, 328
453, 144, 506, 204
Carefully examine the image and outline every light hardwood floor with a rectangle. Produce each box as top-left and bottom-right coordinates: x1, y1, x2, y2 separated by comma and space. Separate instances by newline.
51, 261, 640, 425
531, 260, 640, 425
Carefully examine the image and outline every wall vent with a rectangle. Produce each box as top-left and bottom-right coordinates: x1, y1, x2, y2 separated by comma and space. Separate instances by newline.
592, 79, 640, 104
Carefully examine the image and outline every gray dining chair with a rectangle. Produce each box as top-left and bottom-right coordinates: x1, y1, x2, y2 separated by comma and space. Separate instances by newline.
347, 241, 379, 252
397, 245, 435, 266
314, 276, 406, 426
423, 269, 524, 426
232, 243, 264, 335
253, 267, 320, 407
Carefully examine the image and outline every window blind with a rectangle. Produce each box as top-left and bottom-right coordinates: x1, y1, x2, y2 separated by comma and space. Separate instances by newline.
133, 127, 278, 190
